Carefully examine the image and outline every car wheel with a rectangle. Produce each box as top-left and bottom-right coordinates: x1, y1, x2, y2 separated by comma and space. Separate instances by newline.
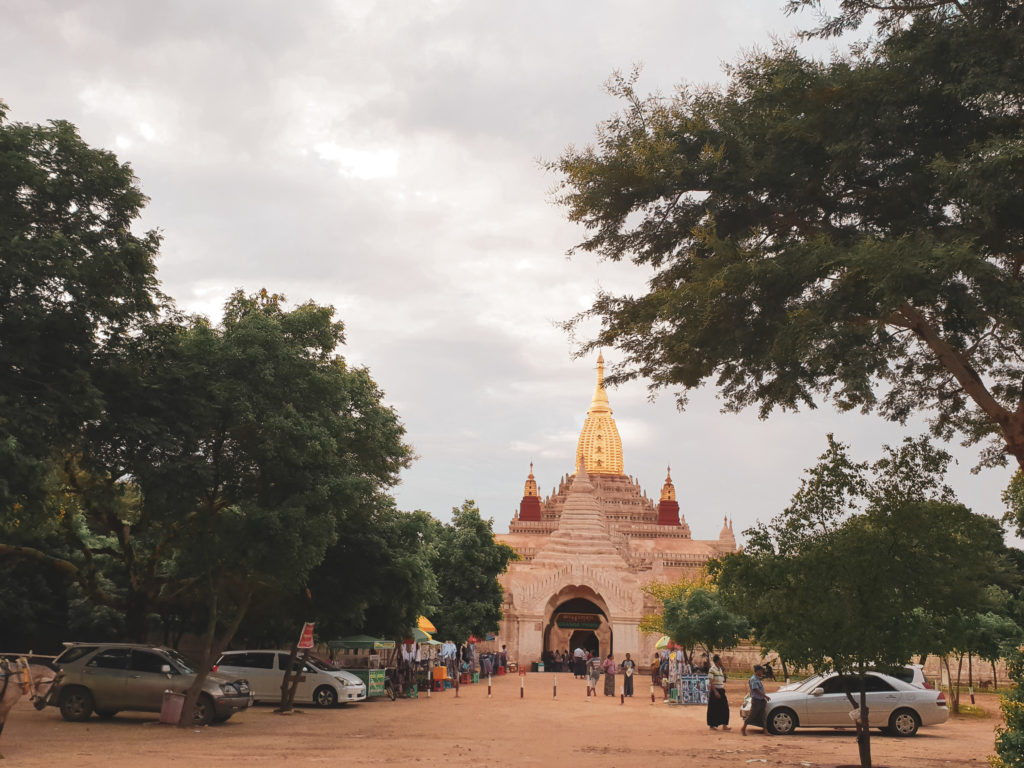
313, 686, 338, 708
95, 709, 119, 719
767, 707, 798, 735
59, 687, 95, 722
192, 694, 215, 726
888, 708, 920, 737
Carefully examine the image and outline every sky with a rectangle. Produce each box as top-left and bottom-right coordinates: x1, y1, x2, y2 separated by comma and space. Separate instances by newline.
3, 1, 1019, 547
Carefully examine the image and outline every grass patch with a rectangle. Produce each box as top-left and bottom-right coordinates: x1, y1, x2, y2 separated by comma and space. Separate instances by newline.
953, 704, 987, 718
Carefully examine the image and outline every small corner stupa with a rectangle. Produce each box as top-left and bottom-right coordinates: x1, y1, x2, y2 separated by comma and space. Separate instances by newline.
496, 354, 736, 666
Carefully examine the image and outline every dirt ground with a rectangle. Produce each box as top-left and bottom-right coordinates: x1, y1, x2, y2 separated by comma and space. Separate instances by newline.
0, 673, 1002, 767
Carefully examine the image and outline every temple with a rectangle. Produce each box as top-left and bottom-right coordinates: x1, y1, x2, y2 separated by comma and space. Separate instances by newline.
496, 354, 737, 665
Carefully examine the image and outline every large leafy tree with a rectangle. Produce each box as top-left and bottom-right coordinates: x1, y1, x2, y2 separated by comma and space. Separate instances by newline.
554, 1, 1024, 469
714, 435, 1011, 767
0, 103, 161, 512
105, 290, 412, 724
430, 500, 517, 644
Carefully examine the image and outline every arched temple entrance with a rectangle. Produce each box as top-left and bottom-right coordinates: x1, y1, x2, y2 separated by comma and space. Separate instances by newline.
544, 592, 612, 658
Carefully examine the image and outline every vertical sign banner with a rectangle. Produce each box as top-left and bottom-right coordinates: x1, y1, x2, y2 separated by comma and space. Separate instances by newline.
298, 622, 315, 649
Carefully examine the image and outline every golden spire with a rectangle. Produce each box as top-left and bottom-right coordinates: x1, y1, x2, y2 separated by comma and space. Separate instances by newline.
523, 461, 539, 498
575, 352, 624, 475
659, 466, 676, 502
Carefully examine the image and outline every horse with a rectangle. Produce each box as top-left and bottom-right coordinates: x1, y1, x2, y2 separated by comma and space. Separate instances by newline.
0, 658, 57, 755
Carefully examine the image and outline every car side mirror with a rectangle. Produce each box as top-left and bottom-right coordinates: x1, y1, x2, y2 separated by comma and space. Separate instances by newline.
161, 664, 172, 675
811, 687, 824, 696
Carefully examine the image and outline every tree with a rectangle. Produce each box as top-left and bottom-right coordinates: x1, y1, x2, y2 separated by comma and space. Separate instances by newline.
301, 505, 439, 641
1002, 470, 1024, 538
4, 289, 413, 724
553, 1, 1024, 469
119, 290, 412, 725
0, 103, 161, 513
641, 576, 748, 663
713, 435, 1008, 768
661, 586, 748, 660
994, 646, 1024, 768
430, 501, 517, 644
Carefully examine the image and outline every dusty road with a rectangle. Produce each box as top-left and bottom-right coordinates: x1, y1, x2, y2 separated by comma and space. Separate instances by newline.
0, 673, 1001, 767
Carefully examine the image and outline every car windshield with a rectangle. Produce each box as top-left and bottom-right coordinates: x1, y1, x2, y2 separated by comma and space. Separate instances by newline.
56, 645, 99, 665
163, 648, 197, 674
793, 675, 826, 692
306, 656, 338, 671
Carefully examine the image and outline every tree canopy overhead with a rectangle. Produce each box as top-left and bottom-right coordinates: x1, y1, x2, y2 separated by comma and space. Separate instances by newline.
0, 102, 162, 510
554, 0, 1024, 468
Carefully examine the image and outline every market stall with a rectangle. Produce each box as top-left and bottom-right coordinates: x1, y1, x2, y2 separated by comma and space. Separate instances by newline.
327, 635, 395, 697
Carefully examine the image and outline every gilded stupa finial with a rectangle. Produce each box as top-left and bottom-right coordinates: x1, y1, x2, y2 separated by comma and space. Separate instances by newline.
660, 466, 676, 502
575, 353, 623, 475
523, 461, 539, 498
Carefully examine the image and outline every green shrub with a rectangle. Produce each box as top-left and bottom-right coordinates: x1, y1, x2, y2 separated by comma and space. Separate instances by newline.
992, 648, 1024, 768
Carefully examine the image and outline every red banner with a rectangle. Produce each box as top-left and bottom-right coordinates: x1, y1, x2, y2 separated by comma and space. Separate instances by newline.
298, 622, 315, 649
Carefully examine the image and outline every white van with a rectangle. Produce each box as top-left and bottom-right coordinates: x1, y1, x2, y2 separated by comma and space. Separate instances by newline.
214, 650, 366, 707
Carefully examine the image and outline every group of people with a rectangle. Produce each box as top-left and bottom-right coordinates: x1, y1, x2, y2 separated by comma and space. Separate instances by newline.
438, 640, 509, 679
562, 649, 639, 698
556, 644, 774, 733
540, 648, 575, 673
645, 650, 772, 735
706, 654, 773, 736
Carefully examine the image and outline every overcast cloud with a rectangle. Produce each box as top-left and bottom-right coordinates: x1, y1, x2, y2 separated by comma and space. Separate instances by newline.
3, 1, 1017, 545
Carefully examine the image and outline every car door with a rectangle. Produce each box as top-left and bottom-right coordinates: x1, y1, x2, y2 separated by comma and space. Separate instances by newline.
803, 675, 857, 726
124, 650, 181, 711
862, 674, 901, 725
224, 652, 277, 701
81, 647, 132, 710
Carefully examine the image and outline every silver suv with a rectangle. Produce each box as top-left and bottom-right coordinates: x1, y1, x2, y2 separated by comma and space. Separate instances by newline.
48, 643, 253, 725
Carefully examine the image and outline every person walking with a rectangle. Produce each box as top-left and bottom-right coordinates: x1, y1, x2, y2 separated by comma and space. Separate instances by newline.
741, 665, 772, 736
585, 654, 602, 698
706, 654, 730, 730
602, 654, 616, 696
620, 653, 635, 697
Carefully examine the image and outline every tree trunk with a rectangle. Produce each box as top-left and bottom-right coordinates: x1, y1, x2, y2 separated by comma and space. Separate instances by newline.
780, 658, 790, 684
176, 588, 251, 728
968, 653, 975, 705
941, 656, 960, 715
856, 685, 872, 768
992, 660, 998, 691
278, 646, 308, 713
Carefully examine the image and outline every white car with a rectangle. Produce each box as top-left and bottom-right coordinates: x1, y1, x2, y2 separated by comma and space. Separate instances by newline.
214, 650, 366, 707
740, 671, 947, 737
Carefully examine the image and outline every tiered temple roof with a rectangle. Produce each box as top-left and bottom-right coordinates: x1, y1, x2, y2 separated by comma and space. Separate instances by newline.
501, 355, 734, 573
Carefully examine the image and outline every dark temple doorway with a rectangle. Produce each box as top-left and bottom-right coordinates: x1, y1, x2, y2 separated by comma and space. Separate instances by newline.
568, 630, 599, 657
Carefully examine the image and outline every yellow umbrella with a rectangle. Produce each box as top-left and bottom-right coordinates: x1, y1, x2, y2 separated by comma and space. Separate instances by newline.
417, 616, 437, 635
654, 635, 671, 649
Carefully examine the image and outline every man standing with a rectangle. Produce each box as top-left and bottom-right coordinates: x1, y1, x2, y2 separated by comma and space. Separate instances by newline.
706, 654, 730, 731
741, 665, 772, 736
620, 653, 636, 697
573, 646, 586, 679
